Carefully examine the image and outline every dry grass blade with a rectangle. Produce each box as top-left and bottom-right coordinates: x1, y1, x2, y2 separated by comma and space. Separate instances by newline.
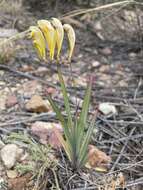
61, 0, 136, 20
0, 30, 29, 47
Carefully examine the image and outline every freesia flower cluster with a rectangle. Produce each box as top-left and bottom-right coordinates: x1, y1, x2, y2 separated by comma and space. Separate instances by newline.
28, 18, 75, 62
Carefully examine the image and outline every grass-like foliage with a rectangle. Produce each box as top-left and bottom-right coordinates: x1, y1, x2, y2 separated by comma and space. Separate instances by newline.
48, 67, 95, 170
6, 132, 58, 189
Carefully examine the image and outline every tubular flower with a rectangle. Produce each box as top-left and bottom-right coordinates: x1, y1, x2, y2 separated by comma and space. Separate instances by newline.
28, 26, 46, 60
51, 18, 64, 60
63, 24, 75, 62
37, 20, 56, 60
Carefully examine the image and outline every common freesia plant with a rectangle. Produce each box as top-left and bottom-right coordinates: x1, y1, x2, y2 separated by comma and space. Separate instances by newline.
28, 18, 95, 170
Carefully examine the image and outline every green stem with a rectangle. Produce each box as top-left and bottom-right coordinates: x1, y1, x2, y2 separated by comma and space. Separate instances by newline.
57, 64, 73, 128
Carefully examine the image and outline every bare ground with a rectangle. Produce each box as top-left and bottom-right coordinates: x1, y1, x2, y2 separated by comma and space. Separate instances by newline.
0, 1, 143, 190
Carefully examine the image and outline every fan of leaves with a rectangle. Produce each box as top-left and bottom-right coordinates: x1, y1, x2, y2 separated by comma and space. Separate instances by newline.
28, 18, 75, 62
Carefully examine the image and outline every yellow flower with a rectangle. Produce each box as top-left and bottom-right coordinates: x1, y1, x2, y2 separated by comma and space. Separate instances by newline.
28, 26, 46, 60
63, 24, 75, 62
28, 18, 76, 62
51, 18, 64, 60
37, 20, 56, 60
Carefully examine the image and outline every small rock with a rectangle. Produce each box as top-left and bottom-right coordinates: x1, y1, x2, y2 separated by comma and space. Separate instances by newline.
99, 65, 110, 72
71, 97, 83, 107
101, 47, 112, 56
25, 95, 50, 113
8, 173, 31, 190
128, 52, 136, 59
86, 145, 111, 170
6, 95, 18, 108
31, 121, 63, 148
94, 21, 102, 30
6, 170, 18, 179
1, 144, 23, 169
91, 61, 100, 68
99, 102, 117, 115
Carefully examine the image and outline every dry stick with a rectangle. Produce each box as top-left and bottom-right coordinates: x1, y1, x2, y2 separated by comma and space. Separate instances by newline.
110, 127, 136, 172
99, 117, 138, 155
60, 0, 136, 20
107, 160, 143, 176
124, 100, 143, 121
0, 65, 56, 87
78, 160, 143, 190
134, 77, 142, 100
71, 187, 98, 190
99, 115, 131, 139
52, 169, 61, 190
0, 112, 56, 127
72, 177, 143, 190
0, 30, 29, 46
127, 177, 143, 187
101, 133, 143, 143
100, 118, 143, 126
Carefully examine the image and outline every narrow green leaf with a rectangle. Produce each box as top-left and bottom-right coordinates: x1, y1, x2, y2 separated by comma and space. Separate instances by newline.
71, 118, 78, 167
76, 81, 92, 154
47, 95, 72, 146
47, 95, 65, 126
79, 81, 92, 126
78, 113, 96, 167
53, 128, 72, 161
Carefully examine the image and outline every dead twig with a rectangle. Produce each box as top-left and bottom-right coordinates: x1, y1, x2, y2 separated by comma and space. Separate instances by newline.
110, 127, 136, 172
0, 65, 55, 87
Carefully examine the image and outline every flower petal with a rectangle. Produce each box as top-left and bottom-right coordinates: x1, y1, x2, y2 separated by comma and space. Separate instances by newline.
63, 24, 75, 62
29, 26, 46, 60
37, 20, 56, 60
51, 18, 64, 60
